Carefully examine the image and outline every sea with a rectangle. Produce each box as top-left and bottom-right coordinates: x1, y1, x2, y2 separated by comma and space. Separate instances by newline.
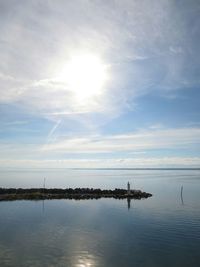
0, 168, 200, 267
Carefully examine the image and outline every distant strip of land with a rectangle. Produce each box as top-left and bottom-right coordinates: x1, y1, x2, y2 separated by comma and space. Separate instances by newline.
0, 188, 152, 201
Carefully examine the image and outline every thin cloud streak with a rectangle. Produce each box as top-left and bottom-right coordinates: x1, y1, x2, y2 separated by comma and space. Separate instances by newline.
42, 127, 200, 154
1, 127, 199, 160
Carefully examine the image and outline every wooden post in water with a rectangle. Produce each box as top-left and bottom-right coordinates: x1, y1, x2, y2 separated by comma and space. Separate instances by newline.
180, 185, 184, 205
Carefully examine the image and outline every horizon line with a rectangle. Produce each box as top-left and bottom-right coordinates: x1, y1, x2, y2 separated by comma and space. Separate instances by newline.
0, 167, 200, 171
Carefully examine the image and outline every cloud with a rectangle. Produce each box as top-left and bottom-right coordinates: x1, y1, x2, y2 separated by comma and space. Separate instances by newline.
42, 127, 200, 154
1, 126, 199, 160
0, 2, 199, 171
0, 0, 199, 120
4, 120, 28, 126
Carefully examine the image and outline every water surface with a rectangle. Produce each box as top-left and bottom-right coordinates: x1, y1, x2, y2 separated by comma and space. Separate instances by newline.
0, 169, 200, 267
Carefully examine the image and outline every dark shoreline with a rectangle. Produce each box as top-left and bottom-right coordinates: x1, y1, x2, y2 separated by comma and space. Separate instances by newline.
0, 188, 152, 201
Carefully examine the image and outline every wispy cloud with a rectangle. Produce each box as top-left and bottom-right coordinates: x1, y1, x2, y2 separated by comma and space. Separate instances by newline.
0, 1, 199, 170
0, 0, 199, 120
42, 127, 200, 154
1, 127, 199, 161
3, 120, 28, 126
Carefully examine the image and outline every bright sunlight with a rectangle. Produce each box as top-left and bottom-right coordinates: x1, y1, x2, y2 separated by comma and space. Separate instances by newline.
57, 54, 108, 101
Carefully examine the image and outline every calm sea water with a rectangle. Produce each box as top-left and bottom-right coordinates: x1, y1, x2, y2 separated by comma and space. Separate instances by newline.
0, 169, 200, 267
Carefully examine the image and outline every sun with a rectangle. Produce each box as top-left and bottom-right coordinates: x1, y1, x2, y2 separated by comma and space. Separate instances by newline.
57, 53, 108, 101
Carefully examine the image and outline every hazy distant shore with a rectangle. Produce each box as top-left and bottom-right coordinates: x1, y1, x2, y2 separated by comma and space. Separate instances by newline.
0, 188, 152, 201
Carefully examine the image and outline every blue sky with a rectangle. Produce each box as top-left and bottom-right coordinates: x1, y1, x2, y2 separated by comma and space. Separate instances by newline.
0, 0, 200, 168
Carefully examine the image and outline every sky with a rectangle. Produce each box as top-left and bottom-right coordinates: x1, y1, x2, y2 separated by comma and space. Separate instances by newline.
0, 0, 200, 168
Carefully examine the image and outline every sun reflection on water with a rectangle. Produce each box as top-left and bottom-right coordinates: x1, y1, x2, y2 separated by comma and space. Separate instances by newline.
74, 252, 98, 267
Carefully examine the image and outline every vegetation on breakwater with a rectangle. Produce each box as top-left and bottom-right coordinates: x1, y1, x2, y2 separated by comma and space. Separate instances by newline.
0, 187, 152, 201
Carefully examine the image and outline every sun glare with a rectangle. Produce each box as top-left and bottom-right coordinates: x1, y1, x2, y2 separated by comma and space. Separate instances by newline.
57, 54, 108, 101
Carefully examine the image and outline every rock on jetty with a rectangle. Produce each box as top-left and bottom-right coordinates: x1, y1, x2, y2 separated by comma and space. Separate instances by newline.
0, 188, 152, 201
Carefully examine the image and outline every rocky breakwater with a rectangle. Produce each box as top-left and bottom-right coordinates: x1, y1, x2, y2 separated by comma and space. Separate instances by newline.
0, 187, 152, 201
